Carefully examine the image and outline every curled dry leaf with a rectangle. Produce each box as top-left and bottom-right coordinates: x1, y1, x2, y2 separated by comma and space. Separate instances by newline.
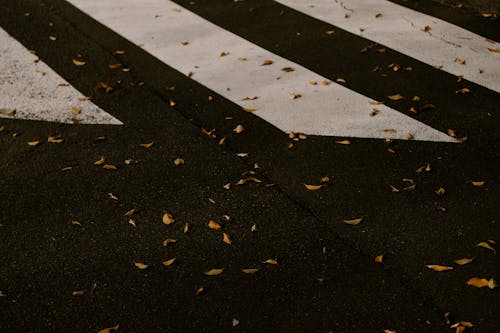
195, 286, 204, 295
134, 262, 149, 270
223, 233, 232, 245
375, 254, 384, 263
140, 141, 154, 148
263, 259, 278, 265
471, 181, 485, 187
388, 94, 404, 101
241, 268, 260, 274
70, 107, 81, 115
203, 268, 224, 276
466, 277, 497, 289
27, 141, 40, 147
208, 220, 222, 230
454, 58, 466, 65
426, 265, 453, 272
261, 60, 273, 66
233, 124, 245, 133
162, 213, 175, 225
71, 220, 81, 226
98, 324, 120, 333
343, 218, 363, 225
174, 157, 184, 166
72, 290, 85, 296
476, 241, 495, 254
124, 208, 135, 218
304, 184, 323, 191
102, 164, 117, 170
162, 239, 177, 247
454, 258, 474, 265
47, 135, 63, 143
162, 258, 176, 267
96, 81, 113, 93
108, 63, 123, 69
435, 187, 446, 196
72, 59, 86, 66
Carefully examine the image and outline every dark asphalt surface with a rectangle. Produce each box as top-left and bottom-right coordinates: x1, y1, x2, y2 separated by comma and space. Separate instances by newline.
1, 0, 499, 332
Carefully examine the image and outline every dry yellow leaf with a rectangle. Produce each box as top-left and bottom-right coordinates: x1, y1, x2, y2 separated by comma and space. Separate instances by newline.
454, 258, 474, 265
72, 290, 85, 296
96, 81, 113, 93
102, 164, 117, 170
94, 156, 105, 165
304, 184, 323, 191
162, 213, 175, 225
335, 140, 351, 145
124, 208, 135, 218
261, 60, 273, 66
456, 88, 471, 94
223, 233, 232, 245
476, 241, 496, 254
435, 187, 446, 196
325, 30, 335, 35
375, 254, 384, 263
426, 265, 453, 272
72, 59, 86, 66
162, 239, 177, 247
108, 63, 123, 69
140, 141, 154, 148
47, 135, 63, 143
134, 262, 149, 270
388, 94, 404, 100
208, 220, 222, 230
162, 258, 176, 267
98, 324, 120, 333
27, 141, 40, 146
471, 181, 485, 187
71, 220, 81, 226
174, 157, 184, 166
233, 124, 245, 133
343, 218, 363, 225
203, 268, 224, 276
241, 268, 260, 274
263, 259, 278, 265
466, 277, 497, 289
113, 50, 126, 55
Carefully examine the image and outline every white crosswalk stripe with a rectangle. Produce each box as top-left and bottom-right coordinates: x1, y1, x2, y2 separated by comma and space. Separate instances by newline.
65, 0, 456, 142
276, 0, 500, 93
0, 27, 122, 125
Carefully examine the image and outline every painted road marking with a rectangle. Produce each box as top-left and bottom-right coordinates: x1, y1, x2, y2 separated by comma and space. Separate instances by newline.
0, 27, 122, 125
65, 0, 453, 142
276, 0, 500, 93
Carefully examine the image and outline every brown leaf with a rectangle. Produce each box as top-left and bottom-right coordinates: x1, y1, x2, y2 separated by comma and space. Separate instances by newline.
134, 262, 149, 270
304, 184, 323, 191
344, 217, 363, 225
335, 140, 351, 145
124, 209, 136, 218
140, 141, 154, 148
388, 94, 404, 101
454, 57, 466, 65
233, 124, 245, 134
208, 220, 222, 230
27, 141, 40, 147
435, 187, 446, 196
455, 88, 471, 94
470, 181, 485, 187
47, 135, 63, 143
220, 51, 229, 57
203, 268, 224, 276
102, 164, 117, 170
94, 156, 106, 165
162, 239, 177, 247
281, 67, 295, 72
108, 63, 123, 69
195, 286, 204, 295
426, 265, 453, 272
325, 30, 335, 35
454, 258, 474, 265
488, 47, 500, 53
71, 220, 81, 226
96, 81, 113, 93
98, 324, 120, 333
162, 258, 176, 267
174, 157, 184, 166
467, 277, 497, 289
241, 268, 260, 274
72, 59, 86, 66
263, 259, 278, 265
72, 290, 85, 296
476, 241, 496, 254
423, 25, 431, 32
223, 233, 232, 245
183, 223, 189, 234
162, 213, 175, 225
70, 107, 81, 115
0, 291, 6, 297
261, 60, 273, 66
375, 254, 384, 263
113, 50, 126, 55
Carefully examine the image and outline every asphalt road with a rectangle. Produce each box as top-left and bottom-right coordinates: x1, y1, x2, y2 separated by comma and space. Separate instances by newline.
0, 0, 499, 332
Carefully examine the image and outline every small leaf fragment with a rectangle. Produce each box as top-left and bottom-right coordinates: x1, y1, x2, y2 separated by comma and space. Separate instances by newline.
263, 259, 278, 265
476, 241, 496, 254
94, 156, 106, 165
72, 59, 86, 66
134, 262, 149, 270
233, 124, 245, 133
140, 141, 154, 148
388, 94, 404, 101
72, 290, 85, 296
174, 157, 184, 166
435, 187, 446, 196
162, 258, 176, 267
98, 324, 120, 333
261, 60, 273, 66
71, 220, 81, 226
183, 223, 189, 234
251, 224, 257, 232
27, 141, 40, 147
208, 220, 222, 230
471, 181, 485, 187
47, 135, 63, 143
241, 268, 259, 274
304, 184, 323, 191
0, 108, 16, 116
162, 239, 177, 247
102, 164, 117, 170
124, 208, 136, 218
343, 217, 363, 225
223, 233, 232, 245
454, 258, 474, 265
426, 265, 453, 272
162, 213, 175, 225
0, 291, 6, 297
375, 254, 384, 263
467, 277, 497, 289
203, 268, 224, 276
335, 140, 351, 145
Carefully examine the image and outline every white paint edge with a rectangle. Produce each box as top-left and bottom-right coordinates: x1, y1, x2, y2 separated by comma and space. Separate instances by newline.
66, 0, 454, 142
0, 27, 122, 125
276, 0, 500, 93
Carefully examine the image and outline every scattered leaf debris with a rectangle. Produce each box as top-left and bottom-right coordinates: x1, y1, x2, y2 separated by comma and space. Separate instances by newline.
426, 265, 453, 272
466, 277, 497, 289
261, 60, 274, 66
134, 262, 149, 270
476, 241, 496, 254
162, 213, 175, 225
162, 239, 177, 247
162, 258, 176, 267
208, 220, 222, 230
343, 217, 363, 225
304, 184, 323, 191
388, 94, 404, 101
233, 124, 245, 133
263, 259, 278, 265
375, 254, 384, 263
454, 258, 474, 265
203, 268, 224, 276
174, 157, 185, 166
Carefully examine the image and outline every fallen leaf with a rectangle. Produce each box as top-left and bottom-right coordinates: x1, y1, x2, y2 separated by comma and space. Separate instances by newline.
124, 209, 136, 218
113, 50, 126, 55
344, 217, 363, 225
488, 47, 500, 53
251, 224, 257, 232
436, 187, 446, 196
71, 220, 81, 226
426, 265, 453, 272
263, 259, 278, 265
223, 233, 232, 245
108, 63, 123, 69
208, 220, 222, 230
384, 330, 396, 333
107, 193, 118, 201
291, 93, 302, 100
162, 213, 175, 225
466, 277, 497, 289
183, 223, 189, 234
128, 219, 136, 227
72, 290, 85, 296
233, 124, 245, 133
304, 184, 323, 191
203, 268, 224, 276
47, 135, 63, 143
96, 81, 113, 93
476, 241, 496, 254
232, 318, 240, 327
162, 258, 176, 267
336, 78, 346, 83
455, 88, 470, 94
454, 57, 466, 65
423, 25, 431, 32
94, 156, 105, 165
70, 107, 81, 115
281, 67, 295, 72
241, 268, 260, 274
471, 181, 485, 187
195, 286, 204, 295
134, 262, 149, 270
0, 291, 6, 297
325, 30, 335, 35
174, 157, 184, 166
27, 141, 40, 147
454, 258, 474, 265
72, 59, 86, 66
140, 141, 154, 148
388, 94, 404, 101
375, 254, 384, 263
98, 324, 120, 333
335, 140, 351, 145
103, 164, 117, 170
162, 239, 177, 247
261, 60, 273, 66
